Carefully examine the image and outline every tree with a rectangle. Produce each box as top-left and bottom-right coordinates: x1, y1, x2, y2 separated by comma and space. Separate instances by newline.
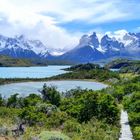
23, 94, 42, 107
41, 84, 61, 106
19, 106, 46, 126
7, 93, 19, 108
0, 94, 3, 106
98, 94, 119, 124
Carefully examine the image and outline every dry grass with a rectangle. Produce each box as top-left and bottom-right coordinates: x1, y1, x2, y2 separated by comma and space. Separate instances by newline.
119, 73, 138, 79
0, 137, 16, 140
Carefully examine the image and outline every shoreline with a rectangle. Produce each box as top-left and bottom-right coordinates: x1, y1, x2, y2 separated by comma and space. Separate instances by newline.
0, 78, 108, 86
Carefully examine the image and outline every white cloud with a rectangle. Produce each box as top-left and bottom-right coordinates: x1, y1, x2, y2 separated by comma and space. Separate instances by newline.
0, 16, 81, 50
106, 29, 128, 40
0, 0, 139, 50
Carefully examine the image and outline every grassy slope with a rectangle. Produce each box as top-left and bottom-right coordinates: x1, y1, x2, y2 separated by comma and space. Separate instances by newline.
0, 55, 32, 67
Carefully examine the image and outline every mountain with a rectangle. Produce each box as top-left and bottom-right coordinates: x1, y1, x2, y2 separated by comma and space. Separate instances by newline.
58, 33, 103, 63
0, 35, 50, 59
0, 32, 140, 64
121, 33, 140, 56
58, 32, 140, 63
100, 35, 124, 57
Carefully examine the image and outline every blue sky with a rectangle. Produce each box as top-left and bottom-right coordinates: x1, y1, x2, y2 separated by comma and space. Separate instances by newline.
0, 0, 140, 50
59, 20, 140, 33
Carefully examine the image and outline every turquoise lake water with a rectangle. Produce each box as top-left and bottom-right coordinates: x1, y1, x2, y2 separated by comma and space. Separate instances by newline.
0, 80, 107, 97
0, 66, 69, 78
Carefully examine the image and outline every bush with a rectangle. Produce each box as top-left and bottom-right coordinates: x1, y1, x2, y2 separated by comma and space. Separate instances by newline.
19, 106, 47, 126
0, 94, 3, 106
7, 93, 19, 108
45, 111, 69, 129
22, 94, 42, 107
41, 84, 61, 106
39, 131, 70, 140
123, 91, 140, 140
133, 126, 140, 140
36, 103, 57, 115
63, 119, 81, 134
60, 90, 119, 124
0, 107, 20, 118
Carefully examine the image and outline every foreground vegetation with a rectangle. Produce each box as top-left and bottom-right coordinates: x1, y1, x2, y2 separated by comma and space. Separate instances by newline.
102, 75, 140, 140
0, 75, 139, 139
0, 60, 139, 139
0, 85, 120, 140
105, 58, 140, 139
122, 76, 140, 140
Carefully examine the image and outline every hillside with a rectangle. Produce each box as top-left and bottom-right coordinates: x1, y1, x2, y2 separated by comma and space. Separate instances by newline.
64, 63, 100, 71
105, 59, 140, 74
0, 55, 48, 67
0, 55, 32, 67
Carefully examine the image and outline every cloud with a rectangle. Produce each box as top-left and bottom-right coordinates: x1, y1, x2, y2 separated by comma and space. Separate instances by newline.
38, 0, 140, 24
0, 0, 139, 50
133, 27, 140, 33
0, 0, 84, 50
106, 29, 128, 40
0, 15, 81, 51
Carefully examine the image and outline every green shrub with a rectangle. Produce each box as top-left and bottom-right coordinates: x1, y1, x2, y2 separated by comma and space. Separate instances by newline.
60, 90, 119, 124
19, 106, 47, 126
45, 111, 69, 129
39, 131, 70, 140
41, 84, 61, 106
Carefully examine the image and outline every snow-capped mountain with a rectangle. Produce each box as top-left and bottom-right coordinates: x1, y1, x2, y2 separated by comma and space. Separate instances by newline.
0, 35, 50, 59
0, 32, 139, 63
121, 33, 140, 55
77, 32, 99, 49
58, 32, 103, 62
100, 34, 124, 57
58, 32, 140, 63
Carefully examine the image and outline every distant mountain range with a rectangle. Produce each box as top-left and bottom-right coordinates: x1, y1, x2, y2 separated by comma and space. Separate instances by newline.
0, 35, 50, 59
57, 32, 140, 63
0, 32, 140, 63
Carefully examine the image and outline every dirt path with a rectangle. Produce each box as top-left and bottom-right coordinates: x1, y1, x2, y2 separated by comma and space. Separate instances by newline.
119, 110, 134, 140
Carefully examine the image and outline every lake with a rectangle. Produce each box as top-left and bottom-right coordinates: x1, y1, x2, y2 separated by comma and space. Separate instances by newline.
0, 80, 107, 97
110, 68, 120, 72
0, 66, 70, 78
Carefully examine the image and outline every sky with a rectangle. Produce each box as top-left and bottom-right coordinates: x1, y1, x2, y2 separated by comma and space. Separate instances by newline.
0, 0, 140, 51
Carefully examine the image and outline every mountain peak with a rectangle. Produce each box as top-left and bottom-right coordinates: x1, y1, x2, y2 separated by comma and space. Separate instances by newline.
91, 32, 96, 36
89, 32, 99, 48
16, 35, 26, 40
78, 32, 99, 49
78, 34, 90, 47
102, 34, 111, 40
